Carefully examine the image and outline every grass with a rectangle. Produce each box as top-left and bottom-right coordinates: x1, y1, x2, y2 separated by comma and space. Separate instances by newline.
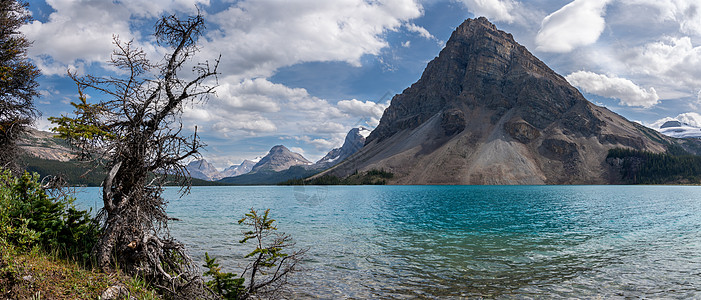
0, 243, 160, 299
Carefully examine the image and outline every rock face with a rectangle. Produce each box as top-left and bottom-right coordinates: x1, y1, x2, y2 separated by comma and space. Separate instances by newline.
221, 159, 256, 177
251, 145, 311, 172
315, 127, 369, 169
186, 159, 222, 181
321, 17, 671, 184
657, 120, 701, 138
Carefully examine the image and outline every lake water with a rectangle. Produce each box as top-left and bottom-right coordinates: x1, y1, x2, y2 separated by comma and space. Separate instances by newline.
74, 185, 701, 298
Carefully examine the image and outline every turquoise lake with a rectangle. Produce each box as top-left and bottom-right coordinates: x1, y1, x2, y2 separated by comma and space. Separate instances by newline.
74, 185, 701, 298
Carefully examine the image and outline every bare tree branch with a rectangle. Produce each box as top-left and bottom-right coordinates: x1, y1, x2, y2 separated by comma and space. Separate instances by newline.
49, 11, 218, 299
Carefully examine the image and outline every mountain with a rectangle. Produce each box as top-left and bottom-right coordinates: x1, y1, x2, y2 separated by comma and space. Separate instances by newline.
18, 127, 76, 161
221, 159, 257, 177
219, 130, 371, 185
186, 159, 223, 181
250, 145, 311, 172
315, 127, 370, 169
657, 120, 701, 139
15, 128, 219, 186
218, 166, 319, 185
219, 145, 314, 185
319, 17, 672, 185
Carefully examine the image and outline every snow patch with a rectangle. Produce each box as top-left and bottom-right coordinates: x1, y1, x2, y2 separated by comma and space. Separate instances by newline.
358, 127, 372, 139
654, 120, 701, 138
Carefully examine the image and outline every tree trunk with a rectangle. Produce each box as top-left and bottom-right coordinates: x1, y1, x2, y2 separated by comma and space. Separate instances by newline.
94, 212, 122, 271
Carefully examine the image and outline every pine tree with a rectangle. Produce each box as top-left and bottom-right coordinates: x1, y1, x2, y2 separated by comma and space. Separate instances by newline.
0, 0, 40, 173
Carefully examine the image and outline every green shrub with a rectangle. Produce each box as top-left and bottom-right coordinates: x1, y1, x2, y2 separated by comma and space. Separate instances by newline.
204, 209, 305, 299
203, 252, 245, 299
0, 168, 99, 261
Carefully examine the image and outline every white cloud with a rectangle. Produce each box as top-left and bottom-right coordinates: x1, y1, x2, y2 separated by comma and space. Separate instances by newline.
337, 99, 388, 126
182, 107, 212, 122
205, 0, 424, 79
22, 1, 134, 75
623, 37, 701, 89
456, 0, 520, 23
184, 77, 356, 137
536, 0, 612, 53
25, 0, 422, 80
565, 71, 659, 108
676, 112, 701, 126
21, 0, 211, 75
650, 112, 701, 128
119, 0, 207, 17
622, 0, 701, 36
216, 79, 299, 112
34, 117, 53, 131
303, 122, 348, 135
405, 23, 436, 40
293, 135, 344, 151
289, 146, 305, 156
211, 115, 278, 135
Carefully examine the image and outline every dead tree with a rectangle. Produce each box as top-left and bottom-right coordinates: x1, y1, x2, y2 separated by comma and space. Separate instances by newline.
0, 0, 40, 173
50, 13, 219, 297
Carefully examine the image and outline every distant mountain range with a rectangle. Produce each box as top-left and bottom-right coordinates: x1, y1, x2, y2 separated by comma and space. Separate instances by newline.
178, 127, 370, 183
656, 120, 701, 139
218, 127, 369, 184
221, 159, 257, 177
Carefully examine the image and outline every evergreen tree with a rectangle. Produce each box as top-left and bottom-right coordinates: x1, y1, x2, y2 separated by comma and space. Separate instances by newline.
0, 0, 40, 173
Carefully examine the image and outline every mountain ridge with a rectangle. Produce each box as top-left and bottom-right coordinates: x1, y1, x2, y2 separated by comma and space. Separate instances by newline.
221, 159, 257, 177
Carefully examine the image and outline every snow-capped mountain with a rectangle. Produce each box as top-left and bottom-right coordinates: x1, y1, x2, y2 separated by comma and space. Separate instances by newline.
221, 159, 257, 177
657, 120, 701, 139
186, 159, 223, 181
315, 127, 368, 168
250, 145, 312, 172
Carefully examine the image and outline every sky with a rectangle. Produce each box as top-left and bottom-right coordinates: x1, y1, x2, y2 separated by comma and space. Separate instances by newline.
23, 0, 701, 169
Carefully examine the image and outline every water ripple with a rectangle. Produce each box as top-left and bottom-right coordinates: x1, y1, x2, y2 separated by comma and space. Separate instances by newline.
73, 185, 701, 299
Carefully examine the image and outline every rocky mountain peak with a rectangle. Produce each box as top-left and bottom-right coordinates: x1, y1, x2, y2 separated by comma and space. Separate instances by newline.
660, 120, 683, 128
251, 145, 311, 172
322, 17, 670, 185
366, 17, 580, 145
452, 16, 506, 42
186, 159, 223, 181
316, 127, 368, 168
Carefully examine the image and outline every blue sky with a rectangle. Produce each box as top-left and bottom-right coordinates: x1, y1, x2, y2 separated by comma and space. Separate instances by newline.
23, 0, 701, 169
